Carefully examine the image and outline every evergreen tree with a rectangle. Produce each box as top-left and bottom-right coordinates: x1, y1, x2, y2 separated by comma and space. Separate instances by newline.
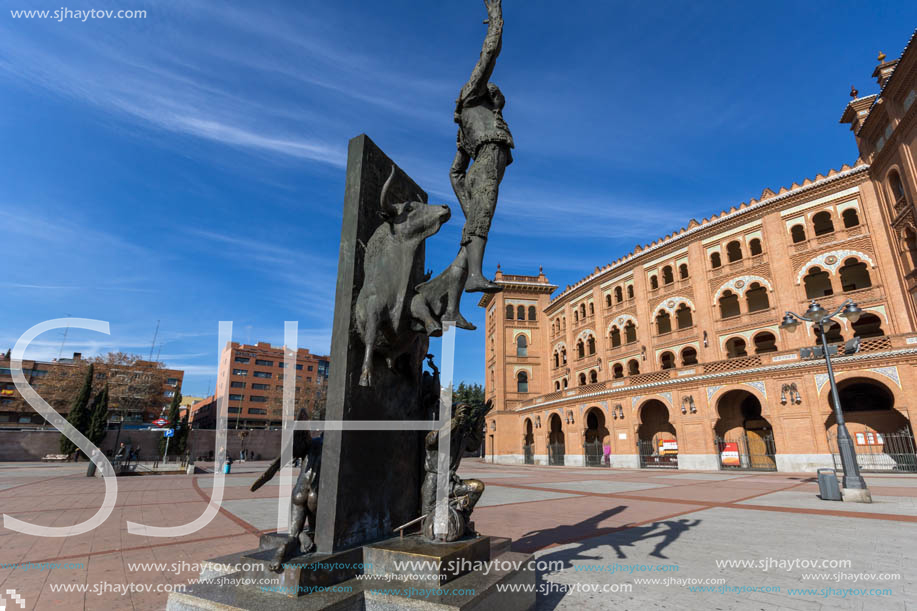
159, 391, 182, 456
86, 383, 110, 449
452, 382, 485, 410
175, 410, 190, 456
60, 363, 94, 456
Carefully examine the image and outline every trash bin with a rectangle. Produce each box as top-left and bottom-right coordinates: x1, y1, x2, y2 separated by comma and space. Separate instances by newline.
86, 462, 97, 478
817, 468, 842, 501
223, 462, 231, 474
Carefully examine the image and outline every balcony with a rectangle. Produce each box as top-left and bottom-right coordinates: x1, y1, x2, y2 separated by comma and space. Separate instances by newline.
606, 341, 639, 357
513, 332, 917, 410
655, 326, 697, 344
573, 354, 602, 370
716, 308, 776, 332
790, 226, 870, 254
797, 287, 884, 315
572, 314, 595, 332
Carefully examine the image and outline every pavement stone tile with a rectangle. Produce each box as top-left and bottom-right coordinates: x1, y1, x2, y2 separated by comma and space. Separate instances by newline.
2, 459, 913, 610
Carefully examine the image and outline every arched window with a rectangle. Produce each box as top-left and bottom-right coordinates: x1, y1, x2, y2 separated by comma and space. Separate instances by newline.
746, 282, 770, 312
726, 241, 743, 262
589, 370, 598, 383
627, 285, 634, 299
517, 371, 528, 393
839, 258, 872, 291
580, 304, 586, 318
675, 303, 693, 329
614, 286, 623, 303
790, 224, 806, 243
605, 294, 612, 307
656, 311, 672, 334
753, 332, 777, 354
660, 352, 675, 370
842, 208, 860, 228
562, 377, 568, 389
650, 275, 659, 290
679, 263, 689, 279
852, 313, 884, 338
812, 211, 834, 236
612, 363, 624, 379
576, 340, 585, 359
815, 322, 843, 344
516, 335, 528, 357
725, 337, 747, 358
627, 359, 640, 375
562, 316, 566, 329
505, 305, 514, 319
889, 170, 909, 208
662, 266, 674, 285
749, 238, 763, 256
681, 347, 698, 366
710, 252, 722, 268
578, 373, 586, 386
573, 310, 578, 322
561, 348, 567, 364
517, 305, 525, 320
555, 381, 560, 391
587, 336, 596, 355
553, 351, 559, 368
803, 266, 833, 299
624, 321, 637, 343
528, 306, 537, 321
610, 326, 622, 347
719, 290, 741, 318
589, 302, 594, 316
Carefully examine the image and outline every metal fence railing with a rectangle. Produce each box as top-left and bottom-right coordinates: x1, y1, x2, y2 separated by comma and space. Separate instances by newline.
714, 433, 777, 471
828, 429, 917, 473
584, 440, 608, 467
548, 442, 565, 466
637, 439, 678, 469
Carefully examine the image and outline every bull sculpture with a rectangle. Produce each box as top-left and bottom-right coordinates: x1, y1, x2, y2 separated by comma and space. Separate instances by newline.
355, 166, 451, 387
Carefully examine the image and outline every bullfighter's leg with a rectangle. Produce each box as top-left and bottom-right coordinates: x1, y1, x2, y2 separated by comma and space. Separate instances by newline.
270, 463, 310, 571
359, 316, 377, 387
439, 250, 476, 331
462, 144, 508, 294
410, 293, 442, 336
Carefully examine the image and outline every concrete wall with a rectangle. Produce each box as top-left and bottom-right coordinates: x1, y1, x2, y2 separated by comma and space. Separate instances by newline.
0, 428, 285, 461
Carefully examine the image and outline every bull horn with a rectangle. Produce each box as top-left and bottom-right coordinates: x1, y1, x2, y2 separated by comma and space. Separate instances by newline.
380, 165, 396, 218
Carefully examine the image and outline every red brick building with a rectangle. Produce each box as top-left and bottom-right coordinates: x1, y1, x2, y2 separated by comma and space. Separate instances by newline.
200, 341, 329, 429
480, 38, 917, 473
0, 352, 183, 428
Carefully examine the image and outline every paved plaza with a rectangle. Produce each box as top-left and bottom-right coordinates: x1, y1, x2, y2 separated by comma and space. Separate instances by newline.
1, 460, 914, 610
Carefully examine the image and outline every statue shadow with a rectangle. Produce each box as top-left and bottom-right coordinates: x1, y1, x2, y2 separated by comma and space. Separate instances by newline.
516, 510, 702, 611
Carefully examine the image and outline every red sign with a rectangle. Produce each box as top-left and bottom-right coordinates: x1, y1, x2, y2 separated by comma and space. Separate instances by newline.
153, 418, 168, 427
658, 439, 678, 455
720, 442, 740, 466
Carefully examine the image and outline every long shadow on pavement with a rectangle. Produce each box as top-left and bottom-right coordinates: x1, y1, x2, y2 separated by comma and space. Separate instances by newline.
520, 511, 702, 610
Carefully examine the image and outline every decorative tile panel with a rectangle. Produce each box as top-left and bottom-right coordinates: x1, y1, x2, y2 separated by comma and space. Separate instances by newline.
868, 366, 900, 388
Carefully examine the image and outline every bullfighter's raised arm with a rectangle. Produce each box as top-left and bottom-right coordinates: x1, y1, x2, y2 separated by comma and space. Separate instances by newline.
456, 0, 503, 110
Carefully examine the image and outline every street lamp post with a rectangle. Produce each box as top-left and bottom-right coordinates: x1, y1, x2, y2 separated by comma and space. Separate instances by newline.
780, 299, 871, 503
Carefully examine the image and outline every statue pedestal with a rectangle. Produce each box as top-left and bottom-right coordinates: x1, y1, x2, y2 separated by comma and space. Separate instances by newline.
167, 534, 535, 610
363, 535, 491, 589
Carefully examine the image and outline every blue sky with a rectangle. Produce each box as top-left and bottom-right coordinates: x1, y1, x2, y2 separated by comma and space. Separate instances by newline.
1, 1, 915, 398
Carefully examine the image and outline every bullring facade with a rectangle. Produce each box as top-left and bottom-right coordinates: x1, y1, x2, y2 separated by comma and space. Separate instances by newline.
479, 36, 917, 473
